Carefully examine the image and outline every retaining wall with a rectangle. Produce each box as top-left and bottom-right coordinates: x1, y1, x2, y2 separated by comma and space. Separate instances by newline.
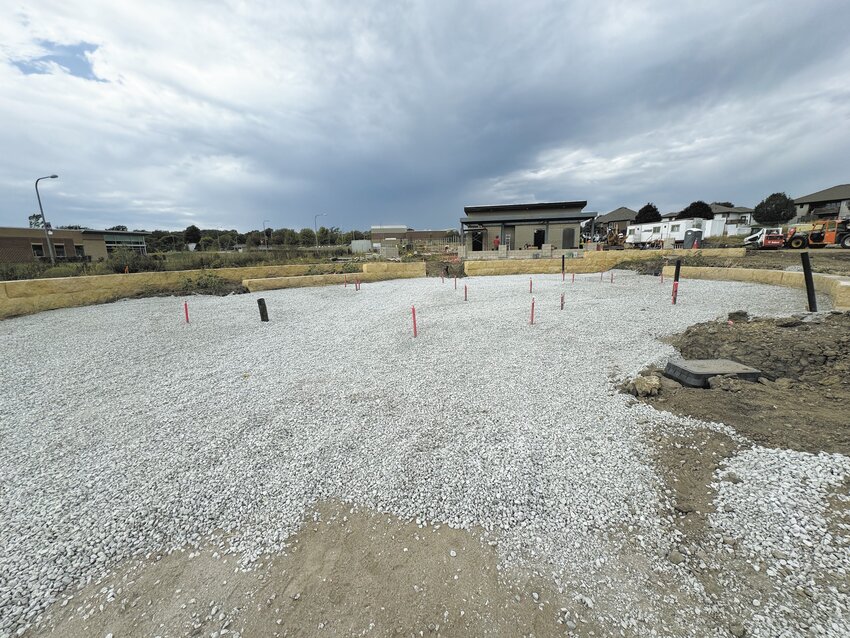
243, 261, 427, 293
0, 262, 428, 319
661, 266, 850, 311
463, 248, 745, 276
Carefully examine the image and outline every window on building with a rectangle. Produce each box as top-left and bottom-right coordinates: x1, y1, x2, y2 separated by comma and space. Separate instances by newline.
104, 234, 147, 254
671, 224, 680, 232
627, 228, 636, 236
31, 243, 45, 258
54, 244, 66, 258
652, 226, 661, 233
693, 221, 702, 229
75, 245, 85, 257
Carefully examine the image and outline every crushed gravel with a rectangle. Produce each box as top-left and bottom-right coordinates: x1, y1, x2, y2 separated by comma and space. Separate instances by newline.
0, 271, 843, 636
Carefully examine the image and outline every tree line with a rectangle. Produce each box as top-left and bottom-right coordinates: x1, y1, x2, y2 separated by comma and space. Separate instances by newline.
632, 193, 795, 225
151, 225, 370, 252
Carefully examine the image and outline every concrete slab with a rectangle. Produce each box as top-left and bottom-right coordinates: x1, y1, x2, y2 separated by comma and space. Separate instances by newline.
664, 359, 762, 388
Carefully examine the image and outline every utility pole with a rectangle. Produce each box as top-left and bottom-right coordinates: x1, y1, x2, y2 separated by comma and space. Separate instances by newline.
35, 175, 59, 264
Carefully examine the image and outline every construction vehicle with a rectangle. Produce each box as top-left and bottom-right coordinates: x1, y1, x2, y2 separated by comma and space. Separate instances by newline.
786, 219, 850, 249
743, 227, 785, 249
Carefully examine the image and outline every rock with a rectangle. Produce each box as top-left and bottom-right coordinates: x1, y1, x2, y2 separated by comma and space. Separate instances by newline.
667, 550, 685, 566
532, 592, 539, 602
777, 318, 803, 327
449, 550, 457, 558
674, 501, 695, 514
727, 310, 749, 322
757, 377, 772, 386
633, 375, 661, 397
658, 376, 682, 391
771, 549, 788, 560
725, 472, 743, 484
729, 622, 746, 637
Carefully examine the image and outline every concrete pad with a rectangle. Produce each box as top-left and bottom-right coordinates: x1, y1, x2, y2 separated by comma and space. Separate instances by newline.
664, 359, 762, 388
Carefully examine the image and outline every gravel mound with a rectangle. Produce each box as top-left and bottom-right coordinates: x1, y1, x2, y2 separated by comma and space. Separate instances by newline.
0, 272, 841, 636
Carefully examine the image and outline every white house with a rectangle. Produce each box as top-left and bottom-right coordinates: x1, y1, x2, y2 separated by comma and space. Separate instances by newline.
710, 203, 754, 236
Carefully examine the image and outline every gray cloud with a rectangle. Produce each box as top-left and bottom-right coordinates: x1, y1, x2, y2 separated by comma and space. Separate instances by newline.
1, 0, 849, 232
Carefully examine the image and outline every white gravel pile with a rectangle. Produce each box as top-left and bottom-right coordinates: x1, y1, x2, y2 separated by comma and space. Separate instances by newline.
712, 448, 850, 636
0, 271, 840, 636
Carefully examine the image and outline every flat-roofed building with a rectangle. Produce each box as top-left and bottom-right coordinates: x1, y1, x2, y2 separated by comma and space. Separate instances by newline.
0, 227, 149, 264
460, 201, 595, 252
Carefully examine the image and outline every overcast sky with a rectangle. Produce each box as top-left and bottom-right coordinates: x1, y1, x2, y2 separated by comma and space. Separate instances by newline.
1, 0, 849, 232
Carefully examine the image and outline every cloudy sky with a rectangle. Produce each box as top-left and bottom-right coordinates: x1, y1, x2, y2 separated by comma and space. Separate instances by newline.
1, 0, 849, 232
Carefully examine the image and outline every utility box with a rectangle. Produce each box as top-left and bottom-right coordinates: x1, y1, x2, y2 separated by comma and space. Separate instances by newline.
664, 359, 761, 388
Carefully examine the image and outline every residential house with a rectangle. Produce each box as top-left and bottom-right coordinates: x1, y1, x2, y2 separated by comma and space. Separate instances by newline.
793, 184, 850, 221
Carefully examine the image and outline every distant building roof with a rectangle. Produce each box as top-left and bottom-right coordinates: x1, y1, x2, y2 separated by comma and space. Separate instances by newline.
794, 184, 850, 205
464, 200, 587, 214
710, 204, 753, 214
81, 229, 150, 236
596, 207, 637, 224
660, 211, 679, 218
461, 210, 596, 225
370, 225, 411, 232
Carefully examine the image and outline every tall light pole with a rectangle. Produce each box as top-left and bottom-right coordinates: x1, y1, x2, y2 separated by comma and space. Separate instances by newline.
314, 213, 326, 249
262, 219, 270, 251
35, 175, 59, 265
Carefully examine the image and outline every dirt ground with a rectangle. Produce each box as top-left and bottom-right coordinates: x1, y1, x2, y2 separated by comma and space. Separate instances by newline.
642, 310, 850, 456
32, 502, 603, 638
633, 310, 850, 636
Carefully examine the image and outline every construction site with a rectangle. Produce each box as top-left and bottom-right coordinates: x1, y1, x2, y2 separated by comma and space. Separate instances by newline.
0, 246, 848, 638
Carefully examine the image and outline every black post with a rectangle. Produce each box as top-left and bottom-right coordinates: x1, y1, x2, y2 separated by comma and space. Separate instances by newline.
561, 254, 565, 275
801, 252, 817, 312
257, 298, 269, 322
672, 259, 682, 305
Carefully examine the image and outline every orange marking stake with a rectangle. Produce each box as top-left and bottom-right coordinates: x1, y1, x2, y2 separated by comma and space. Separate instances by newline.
184, 301, 189, 323
412, 305, 418, 338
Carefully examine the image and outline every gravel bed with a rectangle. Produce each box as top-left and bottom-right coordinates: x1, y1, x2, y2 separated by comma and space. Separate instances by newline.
0, 271, 842, 636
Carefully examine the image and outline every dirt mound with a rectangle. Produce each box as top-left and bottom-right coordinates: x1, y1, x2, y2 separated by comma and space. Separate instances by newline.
669, 310, 850, 384
630, 310, 850, 455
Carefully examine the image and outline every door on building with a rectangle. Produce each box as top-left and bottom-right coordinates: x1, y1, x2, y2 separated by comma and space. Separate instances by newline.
503, 226, 515, 250
562, 228, 576, 248
471, 231, 485, 251
533, 229, 545, 249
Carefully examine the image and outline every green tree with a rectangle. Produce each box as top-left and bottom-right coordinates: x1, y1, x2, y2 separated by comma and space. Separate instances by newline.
634, 203, 661, 224
299, 227, 316, 246
316, 226, 330, 245
676, 200, 713, 220
218, 232, 235, 250
107, 225, 128, 231
198, 236, 216, 251
184, 224, 202, 244
28, 214, 44, 228
753, 192, 795, 225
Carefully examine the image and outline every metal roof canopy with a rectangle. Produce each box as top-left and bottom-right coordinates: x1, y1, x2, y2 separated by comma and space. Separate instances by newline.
460, 210, 596, 225
464, 201, 587, 214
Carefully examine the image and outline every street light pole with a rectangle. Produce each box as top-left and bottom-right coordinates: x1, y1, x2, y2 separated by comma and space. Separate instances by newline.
35, 175, 59, 265
262, 219, 270, 251
314, 213, 326, 249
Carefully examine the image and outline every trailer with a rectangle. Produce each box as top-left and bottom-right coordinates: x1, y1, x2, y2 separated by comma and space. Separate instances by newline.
624, 218, 725, 248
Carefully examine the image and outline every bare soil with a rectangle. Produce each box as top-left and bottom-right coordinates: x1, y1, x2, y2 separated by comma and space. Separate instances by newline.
645, 310, 850, 456
32, 502, 598, 638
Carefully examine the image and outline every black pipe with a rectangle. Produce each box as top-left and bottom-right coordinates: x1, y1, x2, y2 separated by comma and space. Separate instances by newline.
801, 252, 817, 312
672, 259, 682, 305
561, 254, 565, 274
258, 298, 269, 322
